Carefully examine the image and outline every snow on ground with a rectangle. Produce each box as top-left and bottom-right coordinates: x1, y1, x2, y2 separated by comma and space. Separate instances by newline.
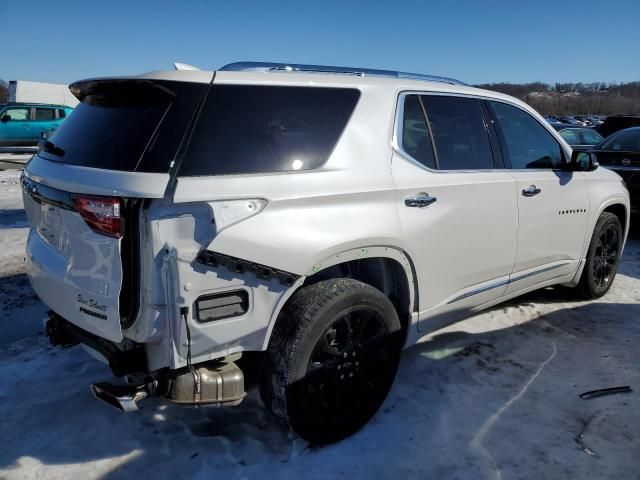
0, 166, 639, 479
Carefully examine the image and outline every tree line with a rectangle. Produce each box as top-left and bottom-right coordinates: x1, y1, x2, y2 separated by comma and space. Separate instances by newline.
1, 77, 638, 115
474, 81, 640, 115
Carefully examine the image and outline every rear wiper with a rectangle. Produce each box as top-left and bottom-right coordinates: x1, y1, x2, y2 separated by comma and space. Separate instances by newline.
37, 140, 65, 158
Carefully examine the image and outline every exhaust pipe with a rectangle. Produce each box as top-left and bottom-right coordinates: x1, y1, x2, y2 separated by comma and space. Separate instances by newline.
90, 382, 153, 413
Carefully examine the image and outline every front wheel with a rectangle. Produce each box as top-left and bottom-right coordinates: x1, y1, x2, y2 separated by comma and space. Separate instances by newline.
260, 279, 403, 444
578, 212, 623, 298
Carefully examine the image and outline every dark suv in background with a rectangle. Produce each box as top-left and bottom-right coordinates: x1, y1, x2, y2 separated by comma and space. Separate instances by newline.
596, 115, 640, 138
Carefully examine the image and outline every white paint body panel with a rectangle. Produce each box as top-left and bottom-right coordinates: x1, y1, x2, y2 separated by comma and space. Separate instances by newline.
22, 68, 630, 371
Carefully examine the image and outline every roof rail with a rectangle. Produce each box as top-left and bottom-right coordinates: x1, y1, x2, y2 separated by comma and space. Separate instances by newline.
218, 62, 467, 86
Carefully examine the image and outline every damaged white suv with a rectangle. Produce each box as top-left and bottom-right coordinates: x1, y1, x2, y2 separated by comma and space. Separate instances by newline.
22, 62, 629, 443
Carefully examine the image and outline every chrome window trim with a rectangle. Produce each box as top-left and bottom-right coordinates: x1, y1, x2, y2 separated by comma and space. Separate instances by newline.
392, 91, 572, 174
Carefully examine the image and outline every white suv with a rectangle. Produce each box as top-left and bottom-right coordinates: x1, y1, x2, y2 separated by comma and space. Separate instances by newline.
22, 62, 629, 443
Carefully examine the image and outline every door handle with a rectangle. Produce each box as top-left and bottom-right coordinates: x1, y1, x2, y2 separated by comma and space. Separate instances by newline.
405, 193, 437, 208
522, 185, 541, 197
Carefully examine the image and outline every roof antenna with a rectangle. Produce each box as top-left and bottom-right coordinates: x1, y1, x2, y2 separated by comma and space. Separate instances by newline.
174, 62, 201, 71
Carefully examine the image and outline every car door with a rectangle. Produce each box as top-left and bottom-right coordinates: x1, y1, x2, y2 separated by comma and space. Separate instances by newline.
485, 100, 590, 294
392, 93, 518, 331
0, 106, 32, 145
33, 107, 57, 141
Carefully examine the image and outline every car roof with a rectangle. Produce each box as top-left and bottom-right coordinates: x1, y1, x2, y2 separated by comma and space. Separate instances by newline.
1, 102, 72, 108
612, 126, 640, 133
76, 67, 526, 107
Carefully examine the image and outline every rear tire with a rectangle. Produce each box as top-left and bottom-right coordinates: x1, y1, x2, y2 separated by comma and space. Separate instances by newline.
260, 278, 402, 444
578, 212, 623, 299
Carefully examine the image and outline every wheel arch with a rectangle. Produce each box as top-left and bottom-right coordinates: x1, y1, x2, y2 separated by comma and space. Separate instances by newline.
602, 202, 628, 238
570, 198, 629, 286
262, 246, 419, 350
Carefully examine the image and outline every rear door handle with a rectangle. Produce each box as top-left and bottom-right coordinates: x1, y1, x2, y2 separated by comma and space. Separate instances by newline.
522, 185, 541, 197
405, 193, 437, 208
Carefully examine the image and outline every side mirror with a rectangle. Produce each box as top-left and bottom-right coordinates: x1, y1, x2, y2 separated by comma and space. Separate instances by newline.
0, 115, 10, 123
568, 150, 599, 172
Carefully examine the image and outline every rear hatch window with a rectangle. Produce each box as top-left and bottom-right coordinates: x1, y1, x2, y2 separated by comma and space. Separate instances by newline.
179, 85, 360, 176
39, 79, 208, 173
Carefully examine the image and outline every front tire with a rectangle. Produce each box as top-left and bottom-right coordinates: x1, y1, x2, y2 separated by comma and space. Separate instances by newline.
578, 212, 623, 298
260, 278, 403, 444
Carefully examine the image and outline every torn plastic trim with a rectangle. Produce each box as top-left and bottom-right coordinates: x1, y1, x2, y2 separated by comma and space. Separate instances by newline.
196, 250, 300, 286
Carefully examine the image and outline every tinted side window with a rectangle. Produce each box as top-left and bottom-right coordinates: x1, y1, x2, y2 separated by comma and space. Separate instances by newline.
181, 85, 360, 176
601, 130, 640, 151
489, 101, 563, 169
581, 129, 602, 145
401, 95, 435, 169
559, 129, 581, 144
35, 108, 56, 121
421, 96, 494, 170
57, 108, 67, 119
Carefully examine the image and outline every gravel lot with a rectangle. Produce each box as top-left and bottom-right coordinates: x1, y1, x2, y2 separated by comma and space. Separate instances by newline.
0, 166, 638, 479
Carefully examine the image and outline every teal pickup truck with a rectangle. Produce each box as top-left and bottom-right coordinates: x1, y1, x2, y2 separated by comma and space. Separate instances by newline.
0, 103, 73, 146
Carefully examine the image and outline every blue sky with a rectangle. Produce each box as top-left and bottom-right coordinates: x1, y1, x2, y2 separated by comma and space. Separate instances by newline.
2, 0, 639, 85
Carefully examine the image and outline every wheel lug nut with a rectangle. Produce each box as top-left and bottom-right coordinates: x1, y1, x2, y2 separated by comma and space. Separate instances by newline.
343, 352, 348, 358
349, 373, 353, 377
355, 361, 359, 366
340, 374, 345, 380
352, 352, 356, 357
337, 365, 341, 370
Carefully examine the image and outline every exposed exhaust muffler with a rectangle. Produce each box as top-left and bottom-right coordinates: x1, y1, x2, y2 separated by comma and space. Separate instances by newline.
90, 360, 246, 412
90, 382, 155, 413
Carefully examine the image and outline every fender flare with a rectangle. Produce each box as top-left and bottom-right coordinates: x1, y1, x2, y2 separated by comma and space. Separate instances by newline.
570, 197, 629, 285
260, 246, 419, 350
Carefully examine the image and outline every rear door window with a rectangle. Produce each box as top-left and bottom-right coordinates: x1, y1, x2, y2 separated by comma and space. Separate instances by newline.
488, 101, 564, 169
35, 108, 56, 121
581, 129, 603, 145
420, 95, 494, 170
179, 85, 360, 176
400, 95, 435, 169
559, 129, 581, 144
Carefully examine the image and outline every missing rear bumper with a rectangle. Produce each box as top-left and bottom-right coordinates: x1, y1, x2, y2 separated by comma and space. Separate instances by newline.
45, 311, 147, 377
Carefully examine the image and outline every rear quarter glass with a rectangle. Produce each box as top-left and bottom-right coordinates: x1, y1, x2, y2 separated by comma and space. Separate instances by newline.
39, 80, 208, 173
178, 85, 360, 176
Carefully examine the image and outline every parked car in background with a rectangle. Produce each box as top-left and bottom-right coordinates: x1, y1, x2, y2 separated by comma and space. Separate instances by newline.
0, 103, 73, 146
574, 115, 604, 127
590, 126, 640, 212
558, 127, 604, 151
595, 115, 640, 138
557, 115, 587, 127
544, 115, 575, 131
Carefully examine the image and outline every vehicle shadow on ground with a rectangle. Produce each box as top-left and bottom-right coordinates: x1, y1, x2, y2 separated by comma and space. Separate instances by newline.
0, 209, 27, 229
0, 274, 47, 347
1, 299, 638, 479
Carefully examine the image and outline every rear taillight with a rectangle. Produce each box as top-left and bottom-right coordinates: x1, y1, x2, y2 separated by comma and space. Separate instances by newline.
72, 195, 122, 238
